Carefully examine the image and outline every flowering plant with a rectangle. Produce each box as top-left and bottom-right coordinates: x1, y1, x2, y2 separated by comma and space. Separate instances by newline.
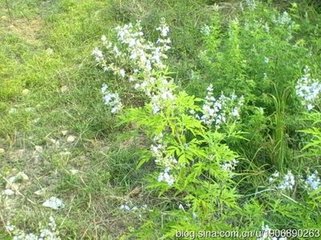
93, 18, 246, 237
92, 2, 321, 236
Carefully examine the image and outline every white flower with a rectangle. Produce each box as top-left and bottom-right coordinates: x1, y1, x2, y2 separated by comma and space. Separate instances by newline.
158, 167, 175, 186
221, 159, 239, 172
269, 170, 296, 191
92, 47, 104, 62
160, 89, 175, 100
277, 11, 292, 25
178, 204, 185, 211
113, 46, 122, 57
101, 35, 107, 42
307, 104, 314, 110
207, 84, 214, 92
200, 85, 243, 127
295, 66, 321, 111
120, 204, 131, 211
278, 170, 295, 191
305, 171, 321, 191
156, 18, 170, 37
269, 171, 279, 183
231, 108, 239, 117
245, 0, 256, 10
21, 233, 38, 240
5, 224, 15, 232
101, 84, 123, 114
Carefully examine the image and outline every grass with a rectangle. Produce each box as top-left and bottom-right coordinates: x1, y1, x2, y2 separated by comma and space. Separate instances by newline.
0, 0, 217, 238
0, 0, 140, 238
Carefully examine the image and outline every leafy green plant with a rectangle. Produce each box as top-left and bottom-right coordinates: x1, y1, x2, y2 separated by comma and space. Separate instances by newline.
93, 2, 321, 237
200, 1, 321, 172
93, 19, 250, 238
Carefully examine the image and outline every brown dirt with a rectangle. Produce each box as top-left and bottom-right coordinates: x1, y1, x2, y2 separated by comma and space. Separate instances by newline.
1, 16, 43, 45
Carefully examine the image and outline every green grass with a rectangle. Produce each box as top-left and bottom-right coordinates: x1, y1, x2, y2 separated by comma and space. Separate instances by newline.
0, 0, 139, 238
0, 0, 217, 237
1, 0, 321, 238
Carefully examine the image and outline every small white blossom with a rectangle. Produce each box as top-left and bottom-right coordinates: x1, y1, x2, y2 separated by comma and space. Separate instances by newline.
305, 171, 321, 191
92, 47, 104, 62
199, 85, 244, 127
5, 224, 15, 232
269, 170, 295, 191
231, 107, 239, 117
120, 204, 131, 211
113, 45, 121, 57
178, 204, 185, 211
245, 0, 256, 10
120, 203, 147, 212
158, 167, 175, 186
156, 18, 170, 37
295, 66, 321, 111
221, 159, 239, 172
276, 11, 292, 25
269, 171, 279, 183
278, 170, 295, 191
101, 35, 107, 42
101, 84, 123, 114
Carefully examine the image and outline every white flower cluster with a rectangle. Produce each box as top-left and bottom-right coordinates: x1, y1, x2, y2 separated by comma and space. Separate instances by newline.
151, 134, 177, 167
220, 159, 239, 172
101, 84, 123, 114
151, 134, 177, 186
150, 78, 176, 114
272, 11, 296, 40
257, 224, 287, 240
278, 171, 295, 191
6, 216, 61, 240
93, 20, 244, 187
93, 19, 175, 114
273, 11, 292, 26
197, 84, 244, 128
295, 66, 321, 111
245, 0, 256, 10
158, 167, 175, 186
304, 171, 321, 191
270, 170, 321, 193
269, 170, 295, 191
